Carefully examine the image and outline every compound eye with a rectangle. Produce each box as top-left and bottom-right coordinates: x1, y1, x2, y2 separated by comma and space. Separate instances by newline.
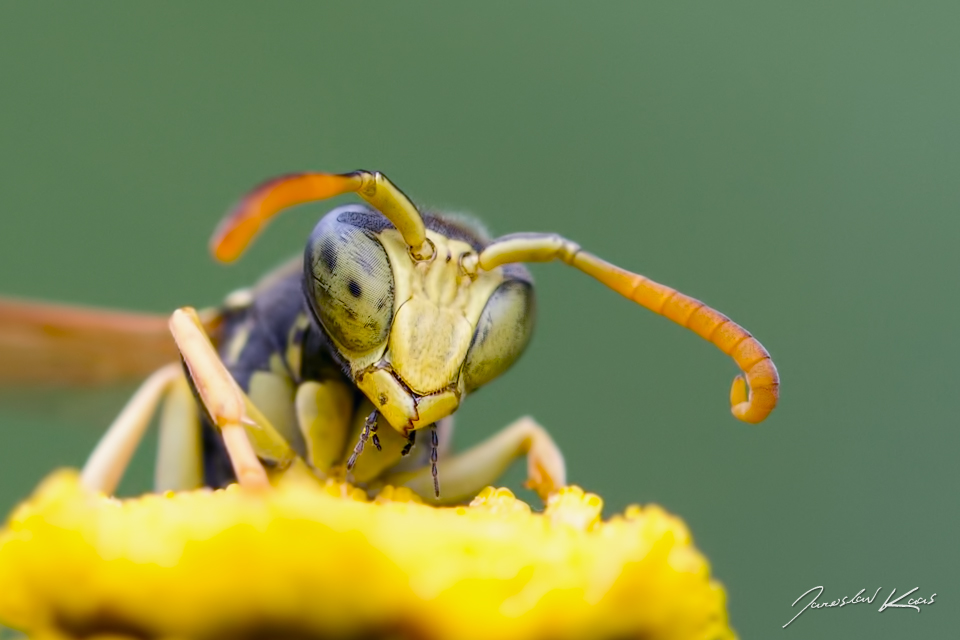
463, 279, 536, 392
305, 208, 395, 352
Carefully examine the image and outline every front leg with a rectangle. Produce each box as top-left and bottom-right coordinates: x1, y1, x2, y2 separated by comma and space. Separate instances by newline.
294, 378, 352, 475
383, 416, 566, 504
170, 307, 297, 489
154, 372, 203, 492
80, 364, 182, 494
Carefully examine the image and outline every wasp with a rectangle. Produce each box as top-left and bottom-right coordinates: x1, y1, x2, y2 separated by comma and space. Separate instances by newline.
0, 171, 779, 502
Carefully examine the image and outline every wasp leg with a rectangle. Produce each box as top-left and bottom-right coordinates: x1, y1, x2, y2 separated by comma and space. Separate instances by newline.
154, 373, 203, 492
383, 416, 566, 504
169, 307, 297, 489
80, 363, 182, 494
294, 379, 353, 475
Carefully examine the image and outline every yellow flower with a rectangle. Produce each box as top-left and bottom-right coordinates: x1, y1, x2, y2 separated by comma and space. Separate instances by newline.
0, 471, 735, 640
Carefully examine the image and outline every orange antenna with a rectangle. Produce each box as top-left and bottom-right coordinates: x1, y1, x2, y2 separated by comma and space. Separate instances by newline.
210, 171, 428, 263
477, 234, 779, 423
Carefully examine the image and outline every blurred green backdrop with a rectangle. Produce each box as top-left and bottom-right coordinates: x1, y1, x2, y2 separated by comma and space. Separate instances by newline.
1, 3, 957, 638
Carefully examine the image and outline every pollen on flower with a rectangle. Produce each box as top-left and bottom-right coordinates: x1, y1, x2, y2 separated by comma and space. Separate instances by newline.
0, 470, 736, 640
544, 485, 604, 530
469, 486, 532, 515
374, 484, 422, 504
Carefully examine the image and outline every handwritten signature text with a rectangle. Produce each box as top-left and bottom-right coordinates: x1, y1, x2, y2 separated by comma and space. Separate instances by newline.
783, 585, 936, 628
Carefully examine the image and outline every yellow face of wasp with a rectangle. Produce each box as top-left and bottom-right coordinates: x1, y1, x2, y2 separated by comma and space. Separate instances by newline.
304, 207, 535, 434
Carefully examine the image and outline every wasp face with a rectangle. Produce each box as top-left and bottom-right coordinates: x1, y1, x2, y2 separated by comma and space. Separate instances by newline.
304, 206, 535, 434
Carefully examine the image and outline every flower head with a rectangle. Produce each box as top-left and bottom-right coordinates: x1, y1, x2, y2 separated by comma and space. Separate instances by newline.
0, 470, 735, 640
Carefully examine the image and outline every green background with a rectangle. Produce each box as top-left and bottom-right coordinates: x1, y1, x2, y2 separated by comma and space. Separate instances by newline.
0, 3, 956, 638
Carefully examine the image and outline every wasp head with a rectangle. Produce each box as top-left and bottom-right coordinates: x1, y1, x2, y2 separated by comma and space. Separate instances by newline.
303, 205, 535, 434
